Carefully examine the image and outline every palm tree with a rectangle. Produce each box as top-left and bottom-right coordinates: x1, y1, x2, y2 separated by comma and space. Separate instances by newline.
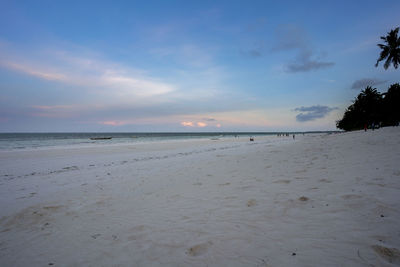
375, 27, 400, 69
336, 86, 383, 131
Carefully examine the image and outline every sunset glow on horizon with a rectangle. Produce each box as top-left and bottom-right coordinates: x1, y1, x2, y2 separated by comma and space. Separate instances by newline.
0, 1, 399, 132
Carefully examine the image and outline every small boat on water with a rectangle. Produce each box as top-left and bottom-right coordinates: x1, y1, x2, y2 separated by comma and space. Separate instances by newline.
90, 137, 112, 140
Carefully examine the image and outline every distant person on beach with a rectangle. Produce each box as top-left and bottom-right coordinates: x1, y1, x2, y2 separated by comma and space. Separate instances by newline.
364, 124, 367, 132
293, 134, 295, 140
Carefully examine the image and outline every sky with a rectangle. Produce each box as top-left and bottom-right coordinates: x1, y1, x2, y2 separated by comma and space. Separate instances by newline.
0, 0, 399, 132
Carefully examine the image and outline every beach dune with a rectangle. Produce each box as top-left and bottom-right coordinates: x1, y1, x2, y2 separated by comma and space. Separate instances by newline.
1, 128, 400, 266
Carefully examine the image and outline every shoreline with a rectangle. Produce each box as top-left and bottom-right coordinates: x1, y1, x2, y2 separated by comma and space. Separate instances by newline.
0, 131, 333, 152
1, 128, 399, 266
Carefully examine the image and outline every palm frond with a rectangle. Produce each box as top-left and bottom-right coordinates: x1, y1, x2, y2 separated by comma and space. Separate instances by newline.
376, 27, 400, 69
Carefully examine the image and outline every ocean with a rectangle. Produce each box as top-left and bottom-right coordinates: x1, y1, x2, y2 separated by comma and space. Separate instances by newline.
0, 132, 286, 151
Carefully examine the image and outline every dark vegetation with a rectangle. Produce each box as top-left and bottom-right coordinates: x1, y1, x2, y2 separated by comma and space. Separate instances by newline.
336, 84, 400, 130
336, 27, 399, 131
375, 27, 400, 69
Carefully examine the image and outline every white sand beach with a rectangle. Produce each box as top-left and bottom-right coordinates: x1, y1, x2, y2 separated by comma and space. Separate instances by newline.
1, 128, 400, 266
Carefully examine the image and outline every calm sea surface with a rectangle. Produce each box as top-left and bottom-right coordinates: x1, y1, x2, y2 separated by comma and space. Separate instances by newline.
0, 132, 290, 151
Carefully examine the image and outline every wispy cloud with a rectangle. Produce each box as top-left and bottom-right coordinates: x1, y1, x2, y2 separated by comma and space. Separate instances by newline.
286, 55, 335, 72
294, 105, 338, 122
101, 71, 174, 97
273, 25, 334, 73
148, 43, 230, 101
0, 47, 177, 103
3, 61, 67, 81
351, 78, 387, 90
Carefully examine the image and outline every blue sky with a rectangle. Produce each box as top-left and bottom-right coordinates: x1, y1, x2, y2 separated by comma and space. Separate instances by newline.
0, 0, 399, 132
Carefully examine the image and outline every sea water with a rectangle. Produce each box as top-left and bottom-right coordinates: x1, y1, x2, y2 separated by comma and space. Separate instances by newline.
0, 132, 283, 151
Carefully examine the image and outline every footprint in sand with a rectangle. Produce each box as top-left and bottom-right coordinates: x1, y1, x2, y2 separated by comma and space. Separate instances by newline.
91, 234, 101, 239
247, 199, 257, 207
62, 166, 79, 171
2, 205, 64, 229
372, 245, 400, 264
319, 178, 332, 183
273, 179, 291, 184
298, 196, 309, 202
187, 241, 213, 256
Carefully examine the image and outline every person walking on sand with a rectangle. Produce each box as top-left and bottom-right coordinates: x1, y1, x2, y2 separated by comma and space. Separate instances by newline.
364, 124, 367, 132
293, 134, 295, 140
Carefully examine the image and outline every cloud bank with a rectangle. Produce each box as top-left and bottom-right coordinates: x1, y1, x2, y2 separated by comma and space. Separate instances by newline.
294, 105, 338, 122
286, 54, 335, 73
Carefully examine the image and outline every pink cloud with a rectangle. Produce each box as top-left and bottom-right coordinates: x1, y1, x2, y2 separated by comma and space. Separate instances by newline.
99, 121, 127, 126
3, 62, 67, 81
216, 123, 221, 128
181, 121, 209, 127
181, 121, 194, 127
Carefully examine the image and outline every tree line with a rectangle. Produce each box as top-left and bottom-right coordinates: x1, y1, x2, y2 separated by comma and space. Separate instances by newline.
336, 27, 399, 131
336, 83, 400, 131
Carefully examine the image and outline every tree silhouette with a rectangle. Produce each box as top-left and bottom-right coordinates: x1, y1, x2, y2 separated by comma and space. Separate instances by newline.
337, 84, 400, 131
375, 27, 400, 69
336, 86, 382, 131
382, 83, 400, 126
